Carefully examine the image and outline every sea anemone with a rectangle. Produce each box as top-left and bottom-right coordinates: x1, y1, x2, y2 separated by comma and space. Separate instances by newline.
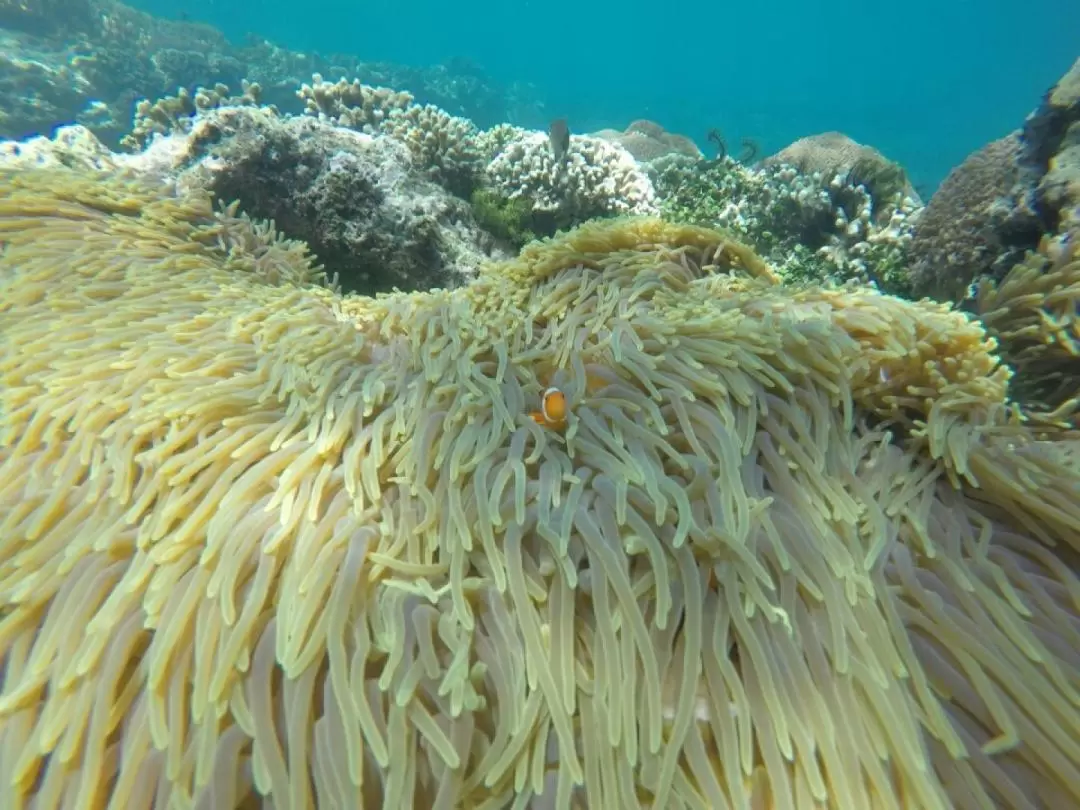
1, 167, 1079, 809
976, 233, 1080, 429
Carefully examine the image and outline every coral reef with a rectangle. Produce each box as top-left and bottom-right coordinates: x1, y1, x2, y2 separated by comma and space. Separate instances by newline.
0, 29, 95, 140
297, 74, 414, 132
468, 186, 538, 247
907, 133, 1038, 301
293, 78, 662, 241
379, 104, 482, 197
0, 123, 117, 171
297, 76, 659, 215
299, 75, 484, 196
0, 0, 532, 149
0, 0, 93, 37
1034, 58, 1080, 239
910, 57, 1080, 302
2, 166, 1080, 809
127, 105, 504, 294
121, 80, 264, 151
655, 155, 919, 295
0, 93, 506, 295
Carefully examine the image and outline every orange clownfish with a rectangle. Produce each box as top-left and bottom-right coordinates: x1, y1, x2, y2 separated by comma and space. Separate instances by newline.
529, 387, 568, 430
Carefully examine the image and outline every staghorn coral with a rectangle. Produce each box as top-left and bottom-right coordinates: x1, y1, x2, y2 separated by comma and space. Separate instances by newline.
1, 167, 1080, 810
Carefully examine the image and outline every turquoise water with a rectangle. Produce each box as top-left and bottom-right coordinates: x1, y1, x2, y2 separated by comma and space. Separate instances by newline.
124, 0, 1079, 191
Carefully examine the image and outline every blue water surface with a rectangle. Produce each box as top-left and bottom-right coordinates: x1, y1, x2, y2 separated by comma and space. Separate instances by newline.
132, 0, 1079, 193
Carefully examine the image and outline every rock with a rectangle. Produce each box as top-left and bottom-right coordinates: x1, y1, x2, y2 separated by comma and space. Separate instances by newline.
133, 106, 506, 294
0, 124, 119, 170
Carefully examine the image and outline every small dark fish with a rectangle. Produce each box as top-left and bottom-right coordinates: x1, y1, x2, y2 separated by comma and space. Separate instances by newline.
549, 118, 570, 162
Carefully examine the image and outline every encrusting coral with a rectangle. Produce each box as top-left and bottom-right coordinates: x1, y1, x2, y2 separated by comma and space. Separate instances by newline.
1, 166, 1080, 810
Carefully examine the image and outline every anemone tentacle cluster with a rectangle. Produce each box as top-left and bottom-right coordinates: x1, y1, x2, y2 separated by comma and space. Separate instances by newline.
1, 167, 1079, 810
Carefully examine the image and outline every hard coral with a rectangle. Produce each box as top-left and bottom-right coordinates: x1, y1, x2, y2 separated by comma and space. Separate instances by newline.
1034, 58, 1080, 237
120, 80, 263, 151
591, 119, 703, 163
763, 131, 916, 202
0, 124, 118, 171
159, 106, 502, 294
298, 74, 483, 196
907, 133, 1038, 301
381, 103, 483, 197
2, 167, 1080, 809
655, 156, 919, 296
0, 33, 92, 138
296, 73, 413, 132
909, 58, 1080, 303
482, 127, 658, 234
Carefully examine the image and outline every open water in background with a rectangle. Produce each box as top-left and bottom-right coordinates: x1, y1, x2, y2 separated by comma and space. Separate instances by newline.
131, 0, 1078, 193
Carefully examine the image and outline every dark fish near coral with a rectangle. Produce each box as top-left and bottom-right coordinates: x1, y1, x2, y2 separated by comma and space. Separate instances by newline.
549, 118, 570, 162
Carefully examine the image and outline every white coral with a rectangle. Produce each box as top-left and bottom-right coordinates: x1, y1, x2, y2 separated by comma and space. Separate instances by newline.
485, 129, 657, 220
381, 104, 482, 190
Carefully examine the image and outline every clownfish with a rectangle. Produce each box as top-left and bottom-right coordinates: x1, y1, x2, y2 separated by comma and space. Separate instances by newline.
529, 387, 568, 430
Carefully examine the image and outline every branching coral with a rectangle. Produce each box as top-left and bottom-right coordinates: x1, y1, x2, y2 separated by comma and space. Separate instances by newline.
1, 167, 1080, 810
297, 74, 482, 196
296, 73, 414, 132
482, 127, 658, 232
381, 103, 482, 196
120, 79, 264, 151
655, 157, 919, 295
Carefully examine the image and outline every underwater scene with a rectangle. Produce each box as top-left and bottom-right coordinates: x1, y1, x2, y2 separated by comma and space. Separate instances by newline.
0, 0, 1079, 808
